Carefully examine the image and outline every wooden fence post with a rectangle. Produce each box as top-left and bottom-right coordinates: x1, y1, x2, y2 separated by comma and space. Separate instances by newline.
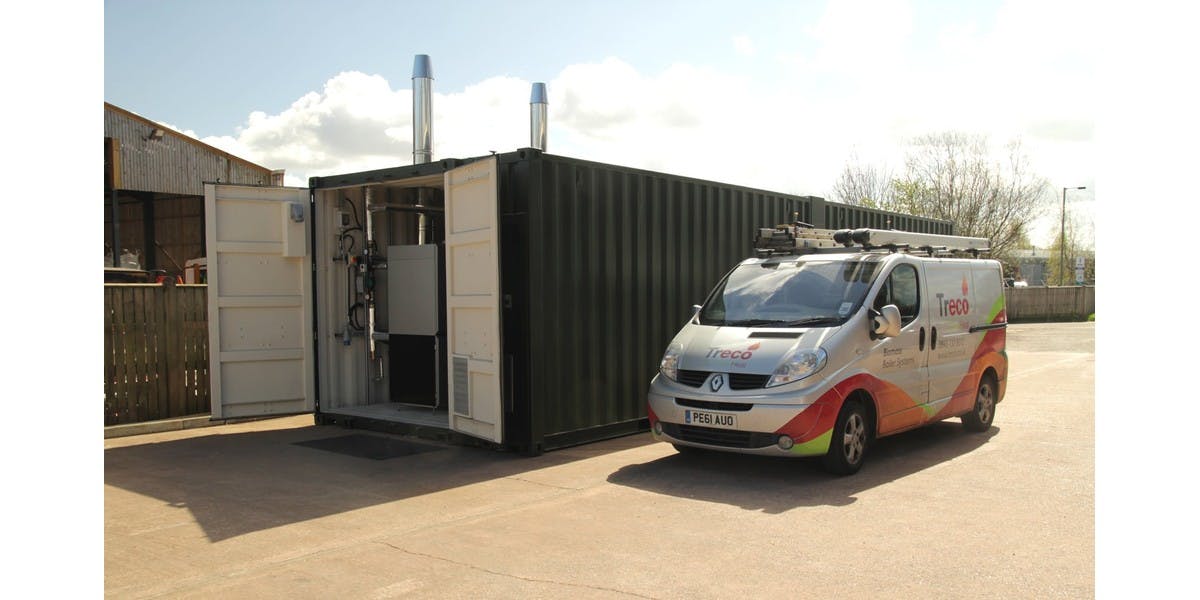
167, 285, 184, 418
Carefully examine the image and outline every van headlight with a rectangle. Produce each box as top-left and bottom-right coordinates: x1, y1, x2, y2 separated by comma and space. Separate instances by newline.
767, 347, 827, 387
660, 342, 684, 382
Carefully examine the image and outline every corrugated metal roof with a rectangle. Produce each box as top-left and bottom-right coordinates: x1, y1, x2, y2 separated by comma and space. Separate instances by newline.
104, 102, 275, 195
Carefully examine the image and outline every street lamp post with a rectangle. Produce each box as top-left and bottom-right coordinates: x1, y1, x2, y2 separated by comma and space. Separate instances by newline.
1061, 186, 1086, 285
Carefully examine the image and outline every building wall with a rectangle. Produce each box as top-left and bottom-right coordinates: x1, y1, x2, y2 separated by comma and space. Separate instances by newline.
104, 103, 278, 272
104, 104, 273, 195
104, 195, 205, 271
1017, 259, 1047, 285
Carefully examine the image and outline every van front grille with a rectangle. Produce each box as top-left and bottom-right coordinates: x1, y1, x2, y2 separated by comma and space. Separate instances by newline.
676, 398, 753, 412
661, 423, 779, 449
729, 374, 770, 389
675, 370, 770, 390
675, 370, 709, 387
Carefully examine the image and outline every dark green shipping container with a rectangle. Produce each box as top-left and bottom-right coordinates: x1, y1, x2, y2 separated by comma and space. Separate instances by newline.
311, 149, 952, 453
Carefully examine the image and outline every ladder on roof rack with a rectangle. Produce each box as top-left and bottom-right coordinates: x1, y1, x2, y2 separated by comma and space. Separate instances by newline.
754, 224, 990, 257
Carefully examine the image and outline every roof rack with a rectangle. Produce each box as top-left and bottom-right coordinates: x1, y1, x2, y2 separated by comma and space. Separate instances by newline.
754, 225, 990, 258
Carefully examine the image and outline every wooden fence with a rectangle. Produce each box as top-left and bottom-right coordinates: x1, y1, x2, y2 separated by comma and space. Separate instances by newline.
104, 284, 209, 425
1004, 286, 1095, 322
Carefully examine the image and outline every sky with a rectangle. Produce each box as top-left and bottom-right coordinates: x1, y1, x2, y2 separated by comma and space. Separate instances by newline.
102, 0, 1098, 248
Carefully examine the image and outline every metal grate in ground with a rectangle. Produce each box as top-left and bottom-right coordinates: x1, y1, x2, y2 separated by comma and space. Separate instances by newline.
294, 434, 446, 460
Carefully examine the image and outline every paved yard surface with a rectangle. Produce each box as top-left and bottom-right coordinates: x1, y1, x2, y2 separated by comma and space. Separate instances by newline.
105, 322, 1094, 598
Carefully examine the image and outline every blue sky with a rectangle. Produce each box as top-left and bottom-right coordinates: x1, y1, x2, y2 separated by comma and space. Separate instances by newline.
104, 0, 1096, 245
105, 0, 837, 135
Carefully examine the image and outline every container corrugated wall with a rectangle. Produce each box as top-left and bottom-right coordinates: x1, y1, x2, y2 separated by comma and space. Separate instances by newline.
817, 200, 954, 235
498, 151, 950, 451
104, 104, 273, 195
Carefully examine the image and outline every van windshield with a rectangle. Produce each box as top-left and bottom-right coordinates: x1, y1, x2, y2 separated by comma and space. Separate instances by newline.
698, 258, 884, 327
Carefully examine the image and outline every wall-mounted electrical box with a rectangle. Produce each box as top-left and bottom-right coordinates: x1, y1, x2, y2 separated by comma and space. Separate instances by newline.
387, 244, 439, 336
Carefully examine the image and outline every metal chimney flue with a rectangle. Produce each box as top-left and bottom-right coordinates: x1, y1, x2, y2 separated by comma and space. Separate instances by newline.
412, 54, 433, 165
530, 82, 547, 151
411, 54, 433, 245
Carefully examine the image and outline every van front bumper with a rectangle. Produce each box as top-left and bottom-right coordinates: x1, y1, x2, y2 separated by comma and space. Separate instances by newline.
646, 387, 833, 457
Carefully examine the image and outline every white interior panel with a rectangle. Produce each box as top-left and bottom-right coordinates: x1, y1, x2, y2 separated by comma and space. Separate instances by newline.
448, 176, 494, 234
215, 254, 303, 296
451, 306, 495, 359
214, 200, 284, 243
220, 360, 309, 413
468, 370, 499, 424
217, 307, 305, 352
449, 240, 493, 296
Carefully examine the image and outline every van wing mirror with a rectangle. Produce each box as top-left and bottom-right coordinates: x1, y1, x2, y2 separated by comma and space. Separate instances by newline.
873, 304, 902, 338
691, 304, 702, 314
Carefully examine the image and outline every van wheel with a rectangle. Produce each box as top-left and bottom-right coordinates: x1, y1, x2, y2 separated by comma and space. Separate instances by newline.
821, 400, 869, 475
962, 376, 996, 432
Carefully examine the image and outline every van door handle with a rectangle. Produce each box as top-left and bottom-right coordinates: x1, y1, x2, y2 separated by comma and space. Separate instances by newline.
931, 326, 938, 350
919, 327, 926, 351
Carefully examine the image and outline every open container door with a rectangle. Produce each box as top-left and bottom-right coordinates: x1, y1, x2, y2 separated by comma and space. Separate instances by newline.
443, 157, 504, 443
205, 183, 315, 419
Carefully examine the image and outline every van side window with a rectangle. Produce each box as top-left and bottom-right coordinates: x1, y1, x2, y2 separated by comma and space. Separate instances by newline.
873, 264, 920, 326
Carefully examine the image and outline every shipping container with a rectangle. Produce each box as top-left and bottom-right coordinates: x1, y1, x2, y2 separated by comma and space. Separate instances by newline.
205, 149, 952, 453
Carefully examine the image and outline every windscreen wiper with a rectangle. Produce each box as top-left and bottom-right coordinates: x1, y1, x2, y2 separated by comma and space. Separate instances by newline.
722, 319, 784, 326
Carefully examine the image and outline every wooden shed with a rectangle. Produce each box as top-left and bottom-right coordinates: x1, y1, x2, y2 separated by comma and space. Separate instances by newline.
103, 102, 283, 277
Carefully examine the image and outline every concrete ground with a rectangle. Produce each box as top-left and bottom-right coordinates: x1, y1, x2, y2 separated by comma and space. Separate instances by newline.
105, 323, 1094, 599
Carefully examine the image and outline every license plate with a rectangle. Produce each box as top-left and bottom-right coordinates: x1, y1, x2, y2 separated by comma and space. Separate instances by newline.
684, 410, 737, 429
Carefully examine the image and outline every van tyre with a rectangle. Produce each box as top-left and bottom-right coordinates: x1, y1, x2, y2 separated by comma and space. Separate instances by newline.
962, 375, 996, 432
821, 400, 869, 476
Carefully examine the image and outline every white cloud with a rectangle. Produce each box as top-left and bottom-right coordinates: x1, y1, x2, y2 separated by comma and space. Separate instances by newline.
198, 0, 1094, 245
732, 35, 756, 57
803, 0, 914, 78
199, 70, 535, 187
546, 58, 828, 195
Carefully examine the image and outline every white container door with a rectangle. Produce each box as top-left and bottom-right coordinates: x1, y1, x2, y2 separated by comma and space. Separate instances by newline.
205, 183, 315, 419
443, 157, 504, 443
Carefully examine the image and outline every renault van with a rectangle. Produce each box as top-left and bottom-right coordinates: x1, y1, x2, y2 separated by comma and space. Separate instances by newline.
646, 227, 1007, 475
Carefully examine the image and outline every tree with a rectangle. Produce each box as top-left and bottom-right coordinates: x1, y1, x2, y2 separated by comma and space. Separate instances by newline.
888, 132, 1049, 262
1045, 212, 1095, 286
830, 153, 894, 208
834, 132, 1051, 266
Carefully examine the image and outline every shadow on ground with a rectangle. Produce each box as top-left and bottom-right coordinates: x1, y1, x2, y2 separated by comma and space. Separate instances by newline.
105, 422, 655, 542
608, 422, 999, 513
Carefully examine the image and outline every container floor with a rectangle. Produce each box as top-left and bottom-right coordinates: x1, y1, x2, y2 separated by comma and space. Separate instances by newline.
324, 403, 449, 429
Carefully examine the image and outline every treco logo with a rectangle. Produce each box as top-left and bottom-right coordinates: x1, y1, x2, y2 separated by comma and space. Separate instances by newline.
706, 342, 761, 360
935, 276, 972, 317
938, 295, 970, 316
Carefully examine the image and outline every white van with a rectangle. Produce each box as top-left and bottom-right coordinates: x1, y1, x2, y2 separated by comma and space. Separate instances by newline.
646, 227, 1008, 475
